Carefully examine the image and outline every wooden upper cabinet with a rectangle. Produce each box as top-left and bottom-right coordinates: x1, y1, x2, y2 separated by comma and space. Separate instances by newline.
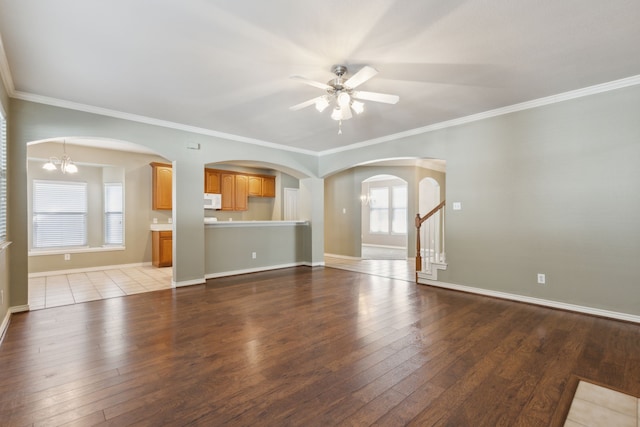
248, 175, 276, 197
204, 168, 221, 193
220, 173, 235, 210
220, 173, 248, 211
235, 175, 249, 211
262, 176, 276, 197
150, 162, 172, 210
248, 176, 263, 197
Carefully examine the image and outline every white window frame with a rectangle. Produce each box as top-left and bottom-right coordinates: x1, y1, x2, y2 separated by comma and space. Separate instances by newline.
104, 182, 124, 245
0, 112, 7, 245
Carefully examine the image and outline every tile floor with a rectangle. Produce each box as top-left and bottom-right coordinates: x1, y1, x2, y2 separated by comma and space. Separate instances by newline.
28, 265, 173, 310
324, 254, 415, 282
565, 381, 639, 427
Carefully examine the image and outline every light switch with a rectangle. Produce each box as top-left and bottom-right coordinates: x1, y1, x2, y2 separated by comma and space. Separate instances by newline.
453, 202, 462, 211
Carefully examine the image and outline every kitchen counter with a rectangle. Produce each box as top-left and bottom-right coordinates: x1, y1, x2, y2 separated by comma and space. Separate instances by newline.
150, 223, 173, 231
204, 220, 308, 228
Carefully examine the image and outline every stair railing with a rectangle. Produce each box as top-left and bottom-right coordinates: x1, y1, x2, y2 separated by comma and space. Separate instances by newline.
415, 200, 446, 274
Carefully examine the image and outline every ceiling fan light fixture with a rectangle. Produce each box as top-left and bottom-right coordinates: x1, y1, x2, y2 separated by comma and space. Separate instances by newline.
337, 91, 351, 107
351, 100, 364, 114
315, 96, 329, 112
330, 106, 342, 121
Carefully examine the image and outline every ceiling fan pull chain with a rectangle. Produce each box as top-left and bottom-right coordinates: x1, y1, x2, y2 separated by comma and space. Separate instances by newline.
338, 120, 343, 135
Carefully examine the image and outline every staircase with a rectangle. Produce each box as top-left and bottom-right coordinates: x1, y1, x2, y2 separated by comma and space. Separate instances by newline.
415, 200, 447, 282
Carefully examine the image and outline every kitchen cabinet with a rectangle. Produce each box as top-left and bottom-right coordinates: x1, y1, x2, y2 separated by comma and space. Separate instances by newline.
150, 162, 172, 210
220, 173, 248, 211
248, 176, 263, 197
262, 176, 276, 197
204, 168, 220, 193
235, 174, 249, 210
248, 175, 276, 197
152, 230, 172, 267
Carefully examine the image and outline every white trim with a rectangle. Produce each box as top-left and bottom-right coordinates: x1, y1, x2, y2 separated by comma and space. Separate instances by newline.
204, 262, 307, 279
419, 279, 640, 324
1, 304, 34, 345
362, 243, 406, 250
319, 74, 640, 156
304, 261, 325, 267
11, 91, 318, 156
172, 278, 205, 288
0, 309, 10, 345
7, 70, 638, 158
28, 245, 126, 257
324, 253, 361, 261
10, 305, 29, 313
28, 262, 152, 278
0, 34, 15, 96
0, 241, 11, 254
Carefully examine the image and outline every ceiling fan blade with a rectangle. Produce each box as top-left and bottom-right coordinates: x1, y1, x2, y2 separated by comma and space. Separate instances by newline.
352, 91, 399, 104
344, 66, 378, 89
289, 96, 324, 111
289, 75, 332, 91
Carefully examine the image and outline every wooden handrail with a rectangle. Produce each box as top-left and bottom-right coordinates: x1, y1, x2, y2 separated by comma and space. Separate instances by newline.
415, 200, 446, 274
415, 200, 446, 229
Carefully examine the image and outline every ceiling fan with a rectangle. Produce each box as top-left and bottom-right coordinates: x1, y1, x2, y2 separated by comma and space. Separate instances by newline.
289, 65, 399, 126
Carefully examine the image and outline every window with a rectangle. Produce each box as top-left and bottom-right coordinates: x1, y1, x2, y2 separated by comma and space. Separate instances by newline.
369, 187, 389, 233
104, 183, 123, 245
33, 180, 87, 248
0, 114, 6, 243
392, 185, 407, 234
368, 183, 408, 235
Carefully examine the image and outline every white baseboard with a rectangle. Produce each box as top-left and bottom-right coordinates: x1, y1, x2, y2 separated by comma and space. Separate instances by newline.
304, 261, 325, 267
324, 253, 361, 261
29, 262, 154, 278
361, 244, 406, 250
419, 279, 640, 324
1, 305, 30, 346
173, 278, 206, 288
204, 262, 307, 280
0, 310, 9, 345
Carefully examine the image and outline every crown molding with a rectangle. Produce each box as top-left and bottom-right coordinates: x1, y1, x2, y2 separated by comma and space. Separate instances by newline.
11, 90, 319, 157
319, 74, 640, 156
0, 34, 16, 99
6, 54, 639, 159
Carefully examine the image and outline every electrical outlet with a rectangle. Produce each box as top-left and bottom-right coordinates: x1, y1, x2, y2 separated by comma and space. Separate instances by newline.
537, 273, 546, 285
64, 253, 71, 261
252, 252, 257, 259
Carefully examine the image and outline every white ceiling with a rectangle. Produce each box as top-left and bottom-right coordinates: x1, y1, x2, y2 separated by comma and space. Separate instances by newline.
1, 0, 639, 154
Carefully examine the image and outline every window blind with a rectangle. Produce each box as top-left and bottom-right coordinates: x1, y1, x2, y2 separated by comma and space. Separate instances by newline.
33, 180, 87, 248
0, 114, 6, 243
104, 183, 123, 245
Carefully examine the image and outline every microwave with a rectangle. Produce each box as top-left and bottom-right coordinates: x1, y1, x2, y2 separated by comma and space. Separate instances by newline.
204, 193, 222, 210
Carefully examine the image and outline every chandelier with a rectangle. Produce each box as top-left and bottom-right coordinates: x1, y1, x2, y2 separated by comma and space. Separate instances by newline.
42, 140, 78, 174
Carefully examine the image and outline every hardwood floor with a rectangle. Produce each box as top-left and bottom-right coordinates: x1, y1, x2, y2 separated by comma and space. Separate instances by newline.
1, 266, 639, 426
